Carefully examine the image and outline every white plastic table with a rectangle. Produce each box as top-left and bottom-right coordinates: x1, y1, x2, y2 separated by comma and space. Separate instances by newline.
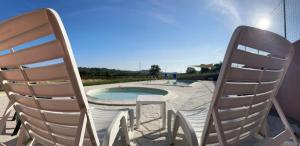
136, 95, 166, 129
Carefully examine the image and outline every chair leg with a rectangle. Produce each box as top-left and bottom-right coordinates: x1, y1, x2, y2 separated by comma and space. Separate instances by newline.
121, 116, 130, 146
136, 103, 141, 129
11, 112, 17, 121
0, 100, 14, 134
127, 109, 134, 131
162, 103, 166, 129
16, 126, 26, 146
168, 109, 176, 144
273, 98, 299, 145
170, 116, 180, 145
11, 119, 21, 136
259, 119, 270, 137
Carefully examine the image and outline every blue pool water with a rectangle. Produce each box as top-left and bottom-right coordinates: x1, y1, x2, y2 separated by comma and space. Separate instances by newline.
87, 87, 168, 100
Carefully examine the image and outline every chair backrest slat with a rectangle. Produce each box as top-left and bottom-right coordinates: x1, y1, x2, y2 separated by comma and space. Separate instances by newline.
49, 123, 90, 138
0, 63, 68, 81
30, 131, 55, 146
0, 9, 98, 145
8, 82, 75, 97
238, 29, 291, 58
201, 26, 294, 146
0, 10, 49, 42
13, 94, 37, 108
27, 123, 54, 140
38, 98, 80, 112
228, 67, 282, 83
17, 104, 43, 120
209, 111, 264, 134
53, 135, 91, 146
13, 94, 80, 112
231, 49, 285, 70
0, 40, 64, 67
0, 23, 53, 51
22, 115, 48, 131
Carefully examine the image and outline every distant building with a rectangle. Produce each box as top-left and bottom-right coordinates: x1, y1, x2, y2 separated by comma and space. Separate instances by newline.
192, 64, 213, 72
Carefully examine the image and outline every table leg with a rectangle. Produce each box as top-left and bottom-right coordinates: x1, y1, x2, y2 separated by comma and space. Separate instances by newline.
136, 103, 141, 129
162, 102, 166, 129
160, 104, 163, 118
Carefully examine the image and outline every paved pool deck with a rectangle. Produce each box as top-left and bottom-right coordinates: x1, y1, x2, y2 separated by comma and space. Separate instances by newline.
0, 80, 298, 146
0, 80, 214, 146
85, 80, 215, 146
0, 80, 300, 146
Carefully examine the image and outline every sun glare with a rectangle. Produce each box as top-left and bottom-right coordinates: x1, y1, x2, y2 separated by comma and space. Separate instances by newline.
257, 18, 270, 30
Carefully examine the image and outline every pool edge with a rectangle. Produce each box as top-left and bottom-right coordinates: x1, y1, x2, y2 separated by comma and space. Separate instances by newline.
86, 86, 174, 106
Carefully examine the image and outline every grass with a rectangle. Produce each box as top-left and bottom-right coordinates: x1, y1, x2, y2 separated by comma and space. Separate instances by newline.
82, 77, 153, 86
82, 73, 219, 86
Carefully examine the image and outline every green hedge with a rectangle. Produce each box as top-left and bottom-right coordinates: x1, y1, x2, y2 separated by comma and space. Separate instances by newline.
82, 77, 153, 86
177, 72, 219, 81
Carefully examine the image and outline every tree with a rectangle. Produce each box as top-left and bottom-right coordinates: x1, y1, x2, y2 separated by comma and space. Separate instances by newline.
149, 65, 161, 78
211, 62, 222, 72
200, 68, 210, 73
186, 67, 197, 74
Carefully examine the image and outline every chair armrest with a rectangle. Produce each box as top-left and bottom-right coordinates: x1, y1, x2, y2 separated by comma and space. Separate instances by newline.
176, 111, 200, 146
104, 111, 129, 145
90, 107, 134, 131
126, 108, 134, 131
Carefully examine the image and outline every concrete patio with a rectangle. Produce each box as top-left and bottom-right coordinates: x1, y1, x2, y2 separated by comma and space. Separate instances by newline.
0, 80, 214, 146
86, 80, 215, 146
0, 80, 298, 146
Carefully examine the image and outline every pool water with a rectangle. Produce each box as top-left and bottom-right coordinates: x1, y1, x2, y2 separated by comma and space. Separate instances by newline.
87, 87, 168, 100
166, 80, 195, 86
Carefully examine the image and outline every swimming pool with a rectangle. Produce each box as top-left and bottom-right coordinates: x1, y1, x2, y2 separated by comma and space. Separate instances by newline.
87, 87, 168, 105
165, 80, 195, 86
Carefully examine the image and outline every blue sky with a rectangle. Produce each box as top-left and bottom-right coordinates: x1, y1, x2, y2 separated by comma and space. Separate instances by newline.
0, 0, 287, 72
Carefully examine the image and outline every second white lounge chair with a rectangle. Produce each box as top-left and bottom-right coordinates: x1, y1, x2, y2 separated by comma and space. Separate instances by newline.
168, 26, 298, 146
0, 8, 133, 146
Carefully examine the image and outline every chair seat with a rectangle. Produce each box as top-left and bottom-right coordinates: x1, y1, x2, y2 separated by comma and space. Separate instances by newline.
179, 108, 285, 146
91, 108, 123, 141
178, 108, 209, 144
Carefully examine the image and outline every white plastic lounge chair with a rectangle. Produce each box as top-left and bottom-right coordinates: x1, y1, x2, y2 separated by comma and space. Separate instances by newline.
277, 40, 300, 124
0, 8, 132, 146
168, 26, 298, 146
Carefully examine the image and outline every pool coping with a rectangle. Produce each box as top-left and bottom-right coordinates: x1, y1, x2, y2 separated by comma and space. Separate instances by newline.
86, 86, 176, 106
143, 80, 200, 87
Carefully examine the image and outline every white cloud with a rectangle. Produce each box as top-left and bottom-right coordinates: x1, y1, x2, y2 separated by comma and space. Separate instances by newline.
148, 11, 177, 25
206, 0, 241, 26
